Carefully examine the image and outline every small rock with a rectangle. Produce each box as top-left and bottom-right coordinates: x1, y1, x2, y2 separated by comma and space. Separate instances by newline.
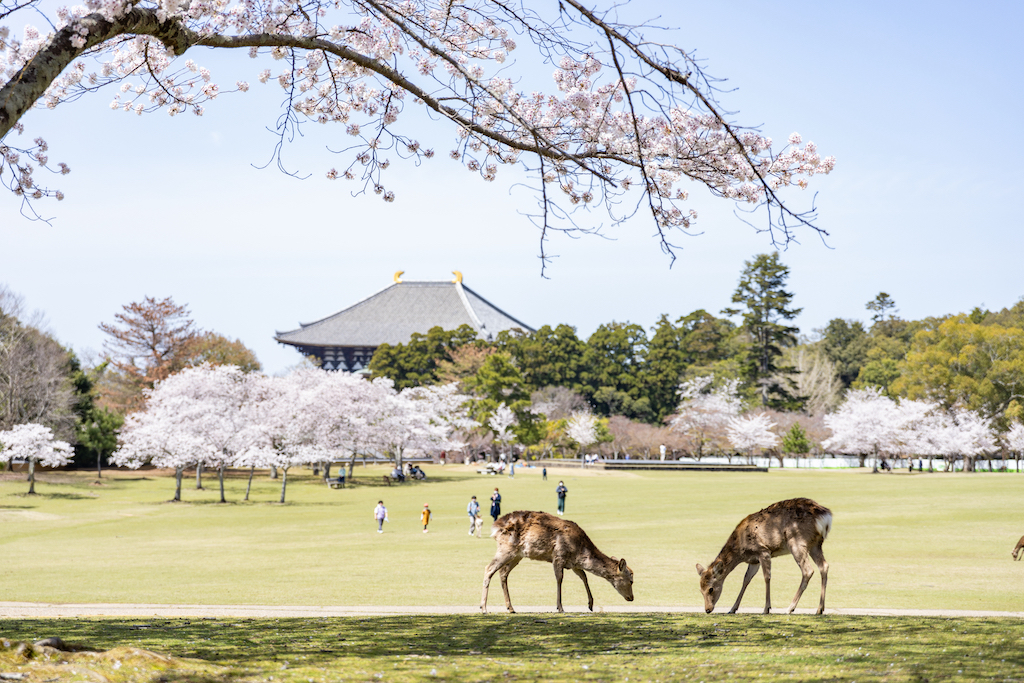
33, 637, 68, 651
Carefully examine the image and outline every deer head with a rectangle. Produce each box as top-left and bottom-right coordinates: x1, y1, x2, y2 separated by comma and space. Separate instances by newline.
696, 563, 724, 613
611, 557, 634, 601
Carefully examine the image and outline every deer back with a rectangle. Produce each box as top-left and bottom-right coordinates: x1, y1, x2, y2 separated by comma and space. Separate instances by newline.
735, 498, 832, 557
492, 510, 596, 564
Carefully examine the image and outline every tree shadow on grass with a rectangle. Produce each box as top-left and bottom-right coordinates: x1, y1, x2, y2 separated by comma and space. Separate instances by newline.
7, 491, 98, 500
4, 614, 1023, 679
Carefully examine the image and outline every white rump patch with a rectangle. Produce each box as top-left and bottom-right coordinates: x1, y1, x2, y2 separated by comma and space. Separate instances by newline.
816, 512, 833, 540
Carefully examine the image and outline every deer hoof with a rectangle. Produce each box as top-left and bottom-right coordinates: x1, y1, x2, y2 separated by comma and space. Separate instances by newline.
507, 607, 516, 614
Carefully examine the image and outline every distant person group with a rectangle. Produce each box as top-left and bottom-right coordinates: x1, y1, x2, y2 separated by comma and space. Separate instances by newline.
372, 463, 571, 535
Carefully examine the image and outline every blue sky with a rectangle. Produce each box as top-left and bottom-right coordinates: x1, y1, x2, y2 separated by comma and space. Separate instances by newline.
2, 1, 1021, 374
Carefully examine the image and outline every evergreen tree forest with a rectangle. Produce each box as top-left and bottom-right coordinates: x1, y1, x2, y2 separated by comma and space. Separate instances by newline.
369, 254, 1024, 459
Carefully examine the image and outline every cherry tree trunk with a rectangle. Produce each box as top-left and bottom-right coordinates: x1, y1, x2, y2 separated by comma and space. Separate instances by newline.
279, 467, 289, 504
27, 459, 36, 494
173, 467, 183, 502
218, 465, 226, 503
347, 455, 357, 483
196, 463, 204, 489
244, 466, 255, 501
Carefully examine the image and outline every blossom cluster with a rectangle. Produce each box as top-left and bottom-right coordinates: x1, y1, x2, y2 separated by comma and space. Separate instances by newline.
565, 410, 598, 450
726, 413, 779, 454
2, 0, 834, 240
821, 388, 1004, 461
669, 375, 743, 457
0, 422, 73, 468
112, 364, 475, 477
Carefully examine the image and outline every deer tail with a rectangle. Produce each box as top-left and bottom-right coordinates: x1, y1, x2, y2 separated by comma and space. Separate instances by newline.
815, 511, 833, 541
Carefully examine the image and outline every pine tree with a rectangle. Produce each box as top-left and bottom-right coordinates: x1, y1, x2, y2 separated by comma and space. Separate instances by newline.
724, 253, 804, 410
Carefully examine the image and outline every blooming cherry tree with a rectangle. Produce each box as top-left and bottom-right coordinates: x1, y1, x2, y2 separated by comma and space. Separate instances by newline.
1004, 422, 1024, 472
726, 413, 779, 465
241, 369, 347, 502
823, 388, 1000, 472
946, 408, 997, 472
368, 381, 469, 472
565, 410, 598, 457
163, 364, 266, 502
0, 0, 833, 258
113, 376, 220, 500
669, 376, 741, 460
0, 422, 72, 493
488, 402, 517, 460
821, 388, 903, 469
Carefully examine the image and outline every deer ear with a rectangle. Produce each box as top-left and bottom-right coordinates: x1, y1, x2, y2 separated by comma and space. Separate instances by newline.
618, 558, 627, 571
696, 563, 705, 576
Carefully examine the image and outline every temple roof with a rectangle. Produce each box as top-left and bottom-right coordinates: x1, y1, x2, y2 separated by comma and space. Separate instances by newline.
275, 277, 534, 349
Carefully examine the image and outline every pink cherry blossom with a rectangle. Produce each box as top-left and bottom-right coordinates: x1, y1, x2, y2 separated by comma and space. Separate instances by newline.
0, 0, 834, 260
0, 422, 72, 494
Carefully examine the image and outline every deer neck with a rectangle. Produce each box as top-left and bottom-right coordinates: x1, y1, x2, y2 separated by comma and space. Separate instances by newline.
577, 545, 618, 579
710, 538, 747, 578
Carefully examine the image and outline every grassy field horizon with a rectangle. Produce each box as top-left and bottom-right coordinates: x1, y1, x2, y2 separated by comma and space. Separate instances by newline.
1, 464, 1022, 612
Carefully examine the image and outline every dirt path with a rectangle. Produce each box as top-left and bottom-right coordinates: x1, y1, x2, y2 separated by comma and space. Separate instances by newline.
1, 602, 1021, 618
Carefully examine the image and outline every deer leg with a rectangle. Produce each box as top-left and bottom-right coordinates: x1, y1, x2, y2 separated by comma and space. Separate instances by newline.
481, 552, 514, 613
498, 557, 523, 613
785, 542, 815, 614
809, 543, 829, 615
553, 562, 566, 612
728, 562, 759, 614
760, 555, 773, 614
572, 568, 594, 611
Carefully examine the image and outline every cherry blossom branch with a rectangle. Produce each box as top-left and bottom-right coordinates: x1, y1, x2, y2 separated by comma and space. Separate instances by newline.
1, 0, 835, 258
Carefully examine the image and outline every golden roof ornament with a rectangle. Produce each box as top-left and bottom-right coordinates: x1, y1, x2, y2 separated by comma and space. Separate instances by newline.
452, 270, 463, 284
393, 271, 404, 283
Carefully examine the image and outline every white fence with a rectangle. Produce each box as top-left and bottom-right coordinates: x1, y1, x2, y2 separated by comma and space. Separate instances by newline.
601, 455, 1024, 471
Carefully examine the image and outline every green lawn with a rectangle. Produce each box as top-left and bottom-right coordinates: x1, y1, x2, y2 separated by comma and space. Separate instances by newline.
1, 463, 1022, 612
2, 614, 1023, 682
3, 465, 1024, 682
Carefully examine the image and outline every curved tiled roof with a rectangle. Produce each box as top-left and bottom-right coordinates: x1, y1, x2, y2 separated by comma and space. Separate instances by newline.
275, 280, 533, 349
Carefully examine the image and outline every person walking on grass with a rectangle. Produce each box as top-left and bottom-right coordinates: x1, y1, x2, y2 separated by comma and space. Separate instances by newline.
490, 487, 502, 522
374, 500, 388, 533
556, 481, 567, 515
421, 504, 431, 533
467, 495, 481, 535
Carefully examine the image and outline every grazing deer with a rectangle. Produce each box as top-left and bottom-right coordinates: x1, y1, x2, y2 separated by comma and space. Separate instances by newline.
1013, 535, 1024, 560
481, 510, 634, 613
696, 498, 832, 615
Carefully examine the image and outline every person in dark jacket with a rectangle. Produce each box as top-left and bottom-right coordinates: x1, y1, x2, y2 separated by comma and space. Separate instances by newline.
490, 487, 502, 521
556, 481, 568, 515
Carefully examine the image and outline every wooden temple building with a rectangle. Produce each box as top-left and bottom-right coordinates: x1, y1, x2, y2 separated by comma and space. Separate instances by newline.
275, 271, 534, 372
